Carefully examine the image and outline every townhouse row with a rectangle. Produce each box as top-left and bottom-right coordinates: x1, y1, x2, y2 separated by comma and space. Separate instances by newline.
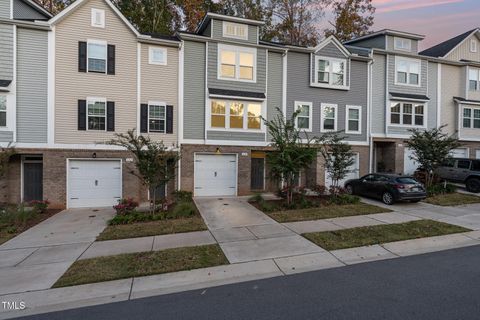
0, 0, 479, 208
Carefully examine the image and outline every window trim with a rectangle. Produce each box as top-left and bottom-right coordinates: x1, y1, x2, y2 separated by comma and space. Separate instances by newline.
294, 101, 312, 132
394, 37, 412, 51
148, 46, 167, 65
388, 101, 426, 128
468, 67, 480, 92
313, 56, 348, 90
207, 99, 265, 132
320, 103, 338, 133
87, 39, 107, 74
147, 101, 167, 133
222, 21, 248, 40
471, 39, 478, 53
217, 44, 256, 83
394, 56, 421, 87
86, 97, 107, 131
91, 8, 105, 28
462, 106, 480, 129
0, 95, 7, 129
345, 105, 362, 134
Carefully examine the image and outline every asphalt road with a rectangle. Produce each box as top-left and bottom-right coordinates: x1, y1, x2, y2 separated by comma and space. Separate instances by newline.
17, 245, 480, 320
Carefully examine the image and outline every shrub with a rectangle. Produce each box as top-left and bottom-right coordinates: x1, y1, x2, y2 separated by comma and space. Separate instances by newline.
113, 198, 138, 215
249, 193, 265, 203
167, 201, 197, 219
28, 200, 50, 213
427, 183, 457, 196
312, 185, 326, 195
172, 190, 193, 203
0, 205, 36, 228
328, 186, 347, 196
259, 201, 276, 212
328, 194, 360, 205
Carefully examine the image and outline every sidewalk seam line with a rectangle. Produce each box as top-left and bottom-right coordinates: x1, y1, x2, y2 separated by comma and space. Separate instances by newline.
14, 248, 40, 267
128, 278, 134, 300
271, 259, 286, 276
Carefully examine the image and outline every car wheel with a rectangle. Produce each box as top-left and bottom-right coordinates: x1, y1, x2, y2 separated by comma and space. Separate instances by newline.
345, 184, 354, 195
466, 178, 480, 193
382, 192, 395, 205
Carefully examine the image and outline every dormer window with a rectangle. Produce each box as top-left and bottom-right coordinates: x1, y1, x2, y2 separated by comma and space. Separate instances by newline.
394, 37, 411, 51
314, 56, 346, 88
471, 39, 478, 53
223, 22, 248, 40
91, 8, 105, 28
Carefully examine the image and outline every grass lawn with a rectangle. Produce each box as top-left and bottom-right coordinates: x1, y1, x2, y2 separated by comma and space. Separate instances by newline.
53, 244, 228, 288
266, 203, 391, 223
303, 220, 470, 251
96, 216, 207, 241
424, 193, 480, 206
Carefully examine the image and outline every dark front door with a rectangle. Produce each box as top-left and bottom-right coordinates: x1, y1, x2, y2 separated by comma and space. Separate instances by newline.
24, 162, 43, 201
153, 183, 166, 201
251, 158, 265, 190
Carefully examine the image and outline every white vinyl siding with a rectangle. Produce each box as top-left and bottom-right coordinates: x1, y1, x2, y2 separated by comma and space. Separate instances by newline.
320, 103, 338, 132
295, 101, 312, 131
395, 57, 420, 86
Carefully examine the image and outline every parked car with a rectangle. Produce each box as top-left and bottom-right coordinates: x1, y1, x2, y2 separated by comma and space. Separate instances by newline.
435, 158, 480, 193
344, 174, 427, 205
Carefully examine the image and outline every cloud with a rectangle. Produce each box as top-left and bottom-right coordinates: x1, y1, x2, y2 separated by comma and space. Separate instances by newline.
374, 0, 465, 13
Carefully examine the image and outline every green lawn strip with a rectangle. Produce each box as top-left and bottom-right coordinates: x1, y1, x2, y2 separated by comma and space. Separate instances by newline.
266, 203, 392, 223
53, 244, 228, 288
303, 220, 470, 251
96, 216, 207, 241
424, 193, 480, 206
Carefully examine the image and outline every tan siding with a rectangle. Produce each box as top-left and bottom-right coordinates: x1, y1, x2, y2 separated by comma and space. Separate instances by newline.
441, 64, 462, 135
446, 34, 480, 62
140, 43, 178, 146
54, 0, 138, 144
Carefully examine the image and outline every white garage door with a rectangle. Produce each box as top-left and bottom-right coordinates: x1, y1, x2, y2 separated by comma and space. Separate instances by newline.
325, 153, 359, 188
404, 148, 419, 175
68, 160, 122, 208
450, 148, 469, 158
194, 154, 237, 197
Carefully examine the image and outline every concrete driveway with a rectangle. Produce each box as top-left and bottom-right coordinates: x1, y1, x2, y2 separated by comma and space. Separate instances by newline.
0, 207, 114, 295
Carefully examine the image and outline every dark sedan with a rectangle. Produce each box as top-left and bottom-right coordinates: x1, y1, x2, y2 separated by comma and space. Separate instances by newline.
344, 173, 427, 205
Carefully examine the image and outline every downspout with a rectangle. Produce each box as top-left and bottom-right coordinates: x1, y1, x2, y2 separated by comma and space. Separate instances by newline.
368, 57, 374, 173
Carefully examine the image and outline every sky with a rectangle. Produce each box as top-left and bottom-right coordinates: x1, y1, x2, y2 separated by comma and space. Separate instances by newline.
369, 0, 480, 49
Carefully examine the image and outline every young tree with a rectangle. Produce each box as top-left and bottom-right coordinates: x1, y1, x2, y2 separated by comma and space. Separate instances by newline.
263, 108, 318, 205
317, 132, 355, 195
0, 144, 16, 204
406, 126, 460, 187
107, 130, 180, 213
324, 0, 375, 42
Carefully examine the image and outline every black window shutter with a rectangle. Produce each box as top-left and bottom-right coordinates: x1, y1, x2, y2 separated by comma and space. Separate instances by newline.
78, 100, 86, 130
166, 105, 173, 134
107, 44, 115, 75
78, 42, 87, 72
140, 104, 148, 133
107, 101, 115, 131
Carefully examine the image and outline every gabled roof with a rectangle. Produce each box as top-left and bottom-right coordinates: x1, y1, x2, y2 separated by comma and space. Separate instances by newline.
419, 28, 480, 58
21, 0, 53, 19
344, 29, 425, 45
314, 35, 351, 57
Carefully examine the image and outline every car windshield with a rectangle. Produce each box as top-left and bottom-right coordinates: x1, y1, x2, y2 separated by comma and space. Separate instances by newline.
395, 177, 418, 184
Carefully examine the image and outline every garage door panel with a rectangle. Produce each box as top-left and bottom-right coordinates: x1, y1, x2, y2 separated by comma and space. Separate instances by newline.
194, 154, 237, 197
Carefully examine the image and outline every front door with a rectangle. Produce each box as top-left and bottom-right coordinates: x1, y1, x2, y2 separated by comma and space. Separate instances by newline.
251, 158, 265, 190
23, 162, 43, 202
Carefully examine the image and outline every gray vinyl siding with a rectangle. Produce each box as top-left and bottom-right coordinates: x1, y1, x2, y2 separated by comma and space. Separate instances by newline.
0, 24, 14, 81
207, 42, 266, 93
349, 36, 386, 50
202, 21, 212, 37
0, 131, 14, 142
16, 27, 48, 143
388, 55, 428, 95
386, 35, 419, 53
267, 51, 283, 141
207, 131, 265, 141
287, 51, 368, 142
311, 43, 350, 87
183, 40, 206, 140
371, 54, 386, 134
427, 61, 438, 129
0, 0, 10, 18
210, 19, 258, 45
13, 0, 47, 20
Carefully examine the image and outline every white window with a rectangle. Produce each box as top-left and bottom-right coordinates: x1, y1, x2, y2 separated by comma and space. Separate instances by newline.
91, 8, 105, 28
471, 39, 477, 53
148, 103, 166, 132
320, 103, 337, 132
0, 95, 6, 127
469, 68, 480, 91
346, 105, 362, 134
149, 47, 167, 65
396, 57, 420, 86
87, 98, 106, 131
222, 22, 248, 40
315, 57, 347, 88
294, 101, 312, 131
218, 45, 256, 82
87, 40, 107, 73
463, 107, 480, 129
394, 37, 412, 51
390, 102, 424, 126
210, 100, 262, 130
